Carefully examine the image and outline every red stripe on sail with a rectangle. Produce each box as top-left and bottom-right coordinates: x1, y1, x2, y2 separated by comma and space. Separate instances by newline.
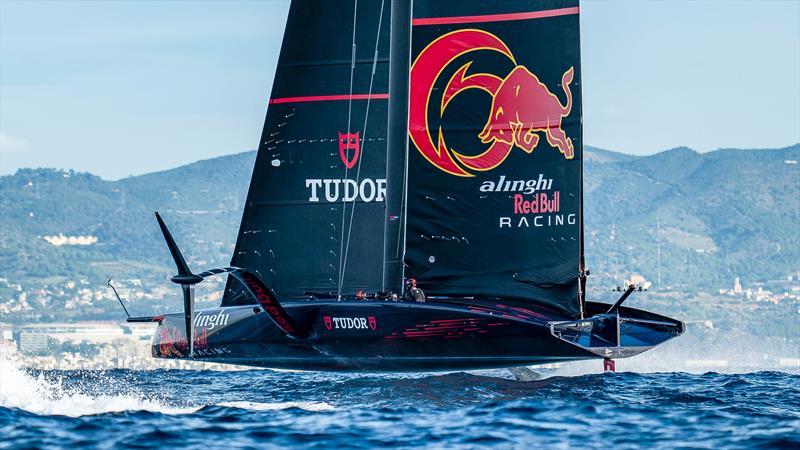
269, 94, 389, 105
412, 7, 579, 26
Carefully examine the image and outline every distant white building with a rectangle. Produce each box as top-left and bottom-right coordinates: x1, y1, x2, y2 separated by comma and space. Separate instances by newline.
734, 277, 743, 294
42, 234, 98, 246
16, 322, 156, 354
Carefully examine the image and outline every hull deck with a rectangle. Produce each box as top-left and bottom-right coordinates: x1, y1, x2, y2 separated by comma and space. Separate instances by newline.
150, 299, 683, 371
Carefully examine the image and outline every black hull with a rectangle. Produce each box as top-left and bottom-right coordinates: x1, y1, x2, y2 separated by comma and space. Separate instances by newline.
151, 299, 683, 372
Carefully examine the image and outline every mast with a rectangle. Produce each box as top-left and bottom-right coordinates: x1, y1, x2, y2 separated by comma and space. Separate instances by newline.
382, 0, 412, 294
578, 17, 586, 319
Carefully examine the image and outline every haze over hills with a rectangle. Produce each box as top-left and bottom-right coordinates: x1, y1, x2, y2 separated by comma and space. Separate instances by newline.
0, 144, 798, 312
584, 144, 800, 289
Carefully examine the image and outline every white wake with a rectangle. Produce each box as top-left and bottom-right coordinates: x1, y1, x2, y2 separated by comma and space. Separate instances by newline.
0, 355, 193, 417
217, 401, 334, 412
0, 354, 333, 417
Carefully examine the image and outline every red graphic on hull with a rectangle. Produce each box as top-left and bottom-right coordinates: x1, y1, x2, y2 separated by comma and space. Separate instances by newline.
384, 318, 488, 340
409, 29, 575, 176
195, 327, 208, 349
155, 325, 185, 358
324, 316, 333, 330
239, 271, 300, 335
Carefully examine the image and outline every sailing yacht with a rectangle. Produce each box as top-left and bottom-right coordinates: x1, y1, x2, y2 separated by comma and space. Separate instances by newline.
127, 0, 683, 371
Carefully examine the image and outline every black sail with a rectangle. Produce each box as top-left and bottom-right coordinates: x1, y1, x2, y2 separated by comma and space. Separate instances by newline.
224, 0, 390, 304
401, 0, 584, 317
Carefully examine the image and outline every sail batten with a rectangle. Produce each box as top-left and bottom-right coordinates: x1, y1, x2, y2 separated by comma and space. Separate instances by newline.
269, 94, 389, 105
412, 6, 580, 26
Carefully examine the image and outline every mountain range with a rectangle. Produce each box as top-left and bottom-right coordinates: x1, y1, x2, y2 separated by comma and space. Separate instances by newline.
1, 144, 798, 303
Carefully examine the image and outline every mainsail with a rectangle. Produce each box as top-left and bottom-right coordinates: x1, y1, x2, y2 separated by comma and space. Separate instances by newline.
388, 0, 584, 317
227, 0, 584, 318
224, 0, 390, 303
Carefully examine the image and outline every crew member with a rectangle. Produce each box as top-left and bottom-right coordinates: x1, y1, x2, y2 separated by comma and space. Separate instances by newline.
404, 278, 426, 303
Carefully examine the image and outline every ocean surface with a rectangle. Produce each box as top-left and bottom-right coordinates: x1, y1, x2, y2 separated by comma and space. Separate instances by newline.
1, 358, 798, 449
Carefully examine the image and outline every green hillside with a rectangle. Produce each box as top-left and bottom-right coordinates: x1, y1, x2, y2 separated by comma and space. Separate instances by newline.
583, 145, 800, 289
0, 145, 797, 315
0, 151, 257, 284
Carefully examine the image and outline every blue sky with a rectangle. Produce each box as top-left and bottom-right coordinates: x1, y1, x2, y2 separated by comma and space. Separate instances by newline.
1, 0, 798, 179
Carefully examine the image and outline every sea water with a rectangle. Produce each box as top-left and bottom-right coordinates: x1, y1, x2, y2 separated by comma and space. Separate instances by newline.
1, 355, 798, 449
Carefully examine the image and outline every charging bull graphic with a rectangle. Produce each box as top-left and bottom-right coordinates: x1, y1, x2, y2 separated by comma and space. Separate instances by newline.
478, 66, 574, 158
409, 29, 575, 177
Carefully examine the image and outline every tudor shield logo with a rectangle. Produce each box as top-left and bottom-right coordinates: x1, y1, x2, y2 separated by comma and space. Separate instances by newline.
338, 131, 360, 169
304, 131, 387, 203
409, 29, 575, 177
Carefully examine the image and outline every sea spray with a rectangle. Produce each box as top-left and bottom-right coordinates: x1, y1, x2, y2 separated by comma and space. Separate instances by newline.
0, 353, 191, 417
0, 351, 334, 418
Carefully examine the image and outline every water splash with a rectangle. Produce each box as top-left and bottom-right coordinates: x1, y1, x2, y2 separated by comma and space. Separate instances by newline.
217, 401, 335, 412
0, 354, 335, 417
0, 355, 192, 417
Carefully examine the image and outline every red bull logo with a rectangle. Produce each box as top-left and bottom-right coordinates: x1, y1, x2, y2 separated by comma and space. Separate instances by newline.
409, 29, 575, 177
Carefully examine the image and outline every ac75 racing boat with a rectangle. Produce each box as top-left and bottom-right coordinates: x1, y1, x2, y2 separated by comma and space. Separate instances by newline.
122, 0, 683, 371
